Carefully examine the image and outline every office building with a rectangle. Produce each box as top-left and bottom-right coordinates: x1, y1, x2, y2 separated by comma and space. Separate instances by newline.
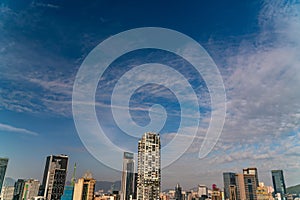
121, 152, 135, 200
73, 172, 96, 200
175, 183, 183, 200
243, 174, 258, 200
271, 170, 286, 200
235, 174, 246, 200
39, 154, 68, 200
243, 168, 259, 187
13, 179, 26, 200
198, 185, 208, 199
0, 158, 9, 194
1, 186, 14, 200
22, 179, 40, 200
223, 172, 236, 200
137, 132, 161, 200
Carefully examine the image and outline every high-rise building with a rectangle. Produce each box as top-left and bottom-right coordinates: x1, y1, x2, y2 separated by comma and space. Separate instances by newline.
73, 172, 96, 200
243, 174, 258, 200
175, 183, 182, 200
223, 172, 236, 200
1, 186, 15, 200
137, 132, 161, 200
243, 168, 259, 187
13, 179, 26, 200
39, 154, 68, 200
198, 185, 208, 198
22, 179, 40, 200
271, 170, 286, 200
0, 158, 9, 194
235, 174, 246, 200
121, 152, 135, 200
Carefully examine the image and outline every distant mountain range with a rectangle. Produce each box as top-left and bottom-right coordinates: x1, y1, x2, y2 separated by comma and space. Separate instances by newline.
95, 180, 121, 193
5, 177, 300, 195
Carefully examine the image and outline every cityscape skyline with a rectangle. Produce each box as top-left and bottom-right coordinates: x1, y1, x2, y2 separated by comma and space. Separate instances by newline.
0, 153, 297, 200
1, 0, 300, 191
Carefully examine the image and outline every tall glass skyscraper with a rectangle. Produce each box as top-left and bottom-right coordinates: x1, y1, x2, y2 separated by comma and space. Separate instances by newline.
39, 154, 68, 200
223, 172, 236, 200
272, 170, 286, 200
137, 132, 161, 200
121, 152, 135, 200
0, 157, 9, 194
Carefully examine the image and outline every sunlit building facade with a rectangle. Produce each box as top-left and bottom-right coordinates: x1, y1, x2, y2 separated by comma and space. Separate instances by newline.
137, 132, 161, 200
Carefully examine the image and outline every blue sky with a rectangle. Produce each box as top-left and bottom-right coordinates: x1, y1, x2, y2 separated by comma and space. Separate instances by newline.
1, 0, 300, 190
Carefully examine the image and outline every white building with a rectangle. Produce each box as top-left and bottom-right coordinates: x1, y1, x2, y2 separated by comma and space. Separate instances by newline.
137, 132, 161, 200
1, 186, 14, 200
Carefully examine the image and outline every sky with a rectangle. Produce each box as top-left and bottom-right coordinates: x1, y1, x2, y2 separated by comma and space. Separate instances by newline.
1, 0, 300, 191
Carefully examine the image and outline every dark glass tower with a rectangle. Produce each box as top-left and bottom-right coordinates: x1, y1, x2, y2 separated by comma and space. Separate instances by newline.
121, 152, 134, 200
0, 157, 9, 194
13, 179, 26, 200
223, 172, 236, 200
272, 170, 286, 200
39, 154, 68, 200
175, 183, 183, 200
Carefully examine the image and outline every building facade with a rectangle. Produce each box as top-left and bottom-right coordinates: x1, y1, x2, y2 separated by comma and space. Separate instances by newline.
137, 132, 161, 200
235, 174, 246, 200
73, 172, 96, 200
22, 179, 40, 200
39, 154, 69, 200
0, 158, 9, 194
1, 186, 15, 200
175, 183, 182, 200
121, 152, 135, 200
256, 182, 273, 200
271, 170, 286, 200
223, 172, 236, 200
13, 179, 26, 200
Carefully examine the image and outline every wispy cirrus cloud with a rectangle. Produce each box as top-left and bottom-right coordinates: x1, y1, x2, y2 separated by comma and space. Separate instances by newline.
0, 123, 39, 136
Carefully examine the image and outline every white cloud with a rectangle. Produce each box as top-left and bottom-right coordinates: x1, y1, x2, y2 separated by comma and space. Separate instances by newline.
0, 123, 39, 136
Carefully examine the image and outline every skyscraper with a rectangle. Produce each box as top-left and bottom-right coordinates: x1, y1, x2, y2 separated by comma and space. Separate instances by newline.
39, 154, 68, 200
137, 132, 161, 200
271, 170, 286, 200
235, 174, 246, 200
73, 172, 96, 200
13, 179, 26, 200
121, 152, 134, 200
223, 172, 236, 200
0, 158, 9, 194
175, 183, 182, 200
243, 168, 259, 187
